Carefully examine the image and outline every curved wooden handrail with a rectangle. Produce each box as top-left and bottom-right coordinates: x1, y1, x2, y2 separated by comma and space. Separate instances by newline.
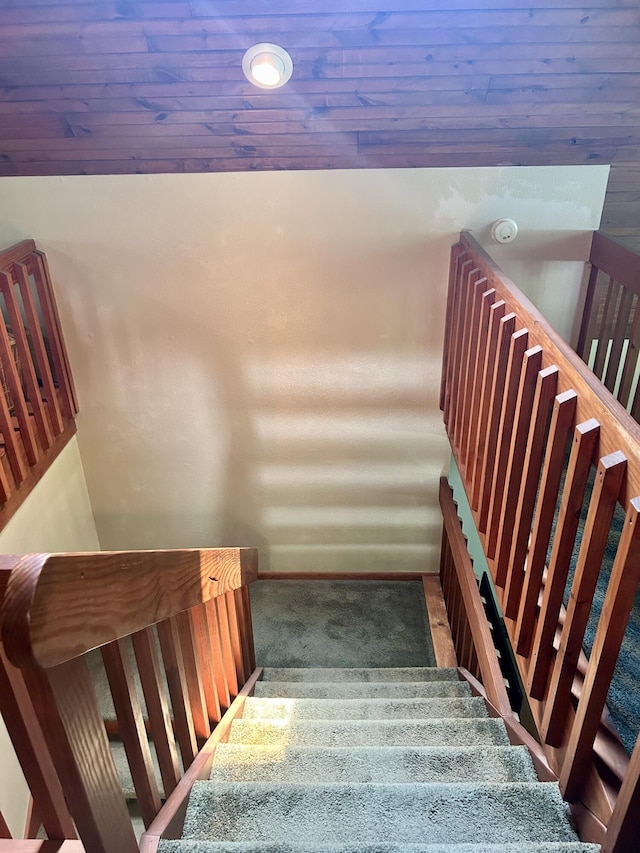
1, 548, 258, 670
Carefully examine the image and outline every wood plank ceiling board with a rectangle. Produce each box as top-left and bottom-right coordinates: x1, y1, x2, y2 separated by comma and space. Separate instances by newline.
1, 2, 640, 249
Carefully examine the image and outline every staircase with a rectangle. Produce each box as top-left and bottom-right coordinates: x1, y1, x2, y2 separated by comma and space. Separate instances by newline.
158, 667, 599, 852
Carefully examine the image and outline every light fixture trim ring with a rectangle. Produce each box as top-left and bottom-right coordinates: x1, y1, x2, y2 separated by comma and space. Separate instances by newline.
242, 42, 293, 89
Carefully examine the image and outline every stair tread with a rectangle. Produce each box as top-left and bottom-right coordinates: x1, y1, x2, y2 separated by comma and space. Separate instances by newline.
228, 718, 510, 747
209, 744, 537, 784
261, 668, 460, 683
242, 697, 489, 721
181, 781, 579, 845
254, 681, 472, 699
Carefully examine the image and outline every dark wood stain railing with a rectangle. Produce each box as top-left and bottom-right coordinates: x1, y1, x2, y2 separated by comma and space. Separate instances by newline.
441, 231, 640, 853
0, 240, 78, 532
577, 231, 640, 419
0, 547, 258, 853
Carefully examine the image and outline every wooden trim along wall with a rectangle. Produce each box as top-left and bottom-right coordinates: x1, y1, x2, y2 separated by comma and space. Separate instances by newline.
441, 231, 640, 853
0, 240, 78, 534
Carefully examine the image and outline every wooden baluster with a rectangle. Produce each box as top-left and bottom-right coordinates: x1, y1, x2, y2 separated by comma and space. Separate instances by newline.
441, 242, 463, 416
204, 598, 232, 711
492, 345, 543, 588
0, 299, 36, 473
592, 276, 618, 381
233, 587, 253, 677
240, 585, 257, 672
14, 262, 63, 435
515, 390, 577, 657
0, 363, 21, 494
603, 730, 640, 853
527, 419, 600, 699
442, 250, 468, 428
486, 327, 530, 562
560, 496, 640, 801
453, 272, 487, 454
189, 604, 222, 725
477, 312, 516, 531
0, 270, 51, 452
156, 617, 197, 769
576, 262, 601, 361
470, 299, 506, 511
101, 639, 162, 828
447, 259, 475, 443
463, 287, 496, 477
225, 589, 247, 687
29, 251, 78, 417
21, 659, 137, 853
617, 294, 640, 410
502, 364, 559, 618
215, 594, 240, 699
131, 627, 180, 798
0, 644, 76, 840
541, 451, 627, 746
604, 285, 634, 394
174, 610, 211, 744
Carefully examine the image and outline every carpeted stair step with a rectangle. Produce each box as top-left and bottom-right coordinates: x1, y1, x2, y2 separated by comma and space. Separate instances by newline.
209, 744, 538, 784
179, 781, 581, 845
261, 667, 459, 683
159, 843, 600, 853
242, 696, 488, 720
254, 680, 472, 699
228, 718, 510, 747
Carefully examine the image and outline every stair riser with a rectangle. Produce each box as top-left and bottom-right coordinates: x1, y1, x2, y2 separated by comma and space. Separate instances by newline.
182, 782, 578, 845
242, 697, 489, 721
210, 745, 538, 785
228, 719, 510, 748
254, 681, 472, 699
261, 668, 460, 683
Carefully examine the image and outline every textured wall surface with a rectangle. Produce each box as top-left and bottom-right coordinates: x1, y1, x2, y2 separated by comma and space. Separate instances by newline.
0, 166, 607, 575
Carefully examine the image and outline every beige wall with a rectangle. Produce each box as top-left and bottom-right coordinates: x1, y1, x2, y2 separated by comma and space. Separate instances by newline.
0, 436, 99, 837
0, 166, 607, 578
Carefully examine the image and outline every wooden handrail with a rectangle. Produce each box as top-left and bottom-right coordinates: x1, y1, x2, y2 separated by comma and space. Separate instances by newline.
441, 231, 640, 848
0, 548, 259, 853
2, 548, 258, 669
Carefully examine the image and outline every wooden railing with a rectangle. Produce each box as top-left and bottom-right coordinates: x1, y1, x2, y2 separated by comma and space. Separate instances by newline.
0, 547, 258, 853
0, 240, 78, 531
577, 232, 640, 418
441, 231, 640, 853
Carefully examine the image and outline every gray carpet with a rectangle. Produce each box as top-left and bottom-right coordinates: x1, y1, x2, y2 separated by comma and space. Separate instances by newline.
161, 667, 595, 853
251, 580, 435, 668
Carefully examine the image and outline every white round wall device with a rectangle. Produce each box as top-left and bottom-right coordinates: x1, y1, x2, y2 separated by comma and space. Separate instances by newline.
490, 218, 519, 244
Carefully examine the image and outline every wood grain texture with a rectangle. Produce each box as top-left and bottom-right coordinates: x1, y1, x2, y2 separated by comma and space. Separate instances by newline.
1, 547, 258, 668
0, 2, 638, 247
560, 497, 640, 801
541, 451, 627, 746
0, 644, 76, 840
422, 573, 457, 668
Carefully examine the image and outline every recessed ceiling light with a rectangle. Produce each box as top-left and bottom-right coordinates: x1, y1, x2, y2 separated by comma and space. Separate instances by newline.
242, 43, 293, 89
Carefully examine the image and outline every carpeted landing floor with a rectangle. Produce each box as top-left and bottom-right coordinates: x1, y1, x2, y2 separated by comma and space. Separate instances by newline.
250, 580, 436, 668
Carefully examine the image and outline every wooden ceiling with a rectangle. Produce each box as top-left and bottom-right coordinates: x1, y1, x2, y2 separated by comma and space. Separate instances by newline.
1, 1, 640, 249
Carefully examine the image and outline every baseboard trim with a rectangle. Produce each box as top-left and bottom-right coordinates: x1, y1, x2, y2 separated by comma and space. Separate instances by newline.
257, 572, 438, 582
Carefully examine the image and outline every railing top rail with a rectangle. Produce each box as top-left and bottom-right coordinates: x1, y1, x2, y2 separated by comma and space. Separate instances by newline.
0, 239, 36, 272
1, 547, 258, 670
459, 231, 640, 503
590, 231, 640, 296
